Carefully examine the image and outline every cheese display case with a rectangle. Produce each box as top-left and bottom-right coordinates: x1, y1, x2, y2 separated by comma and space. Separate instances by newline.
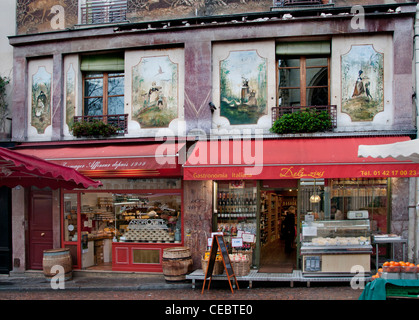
301, 219, 372, 276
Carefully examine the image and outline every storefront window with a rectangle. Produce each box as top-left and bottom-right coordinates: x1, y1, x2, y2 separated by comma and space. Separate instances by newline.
78, 179, 182, 244
63, 193, 78, 242
330, 178, 388, 234
300, 179, 325, 220
299, 178, 387, 230
65, 178, 182, 270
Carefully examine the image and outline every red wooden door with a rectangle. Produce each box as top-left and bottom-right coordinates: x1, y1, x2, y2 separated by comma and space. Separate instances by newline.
28, 190, 53, 270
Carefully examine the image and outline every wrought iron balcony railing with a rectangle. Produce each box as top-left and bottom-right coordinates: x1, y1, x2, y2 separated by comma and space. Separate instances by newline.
272, 105, 337, 129
80, 0, 127, 25
73, 114, 128, 134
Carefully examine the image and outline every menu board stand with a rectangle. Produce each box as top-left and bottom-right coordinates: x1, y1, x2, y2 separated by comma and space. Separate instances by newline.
201, 234, 239, 294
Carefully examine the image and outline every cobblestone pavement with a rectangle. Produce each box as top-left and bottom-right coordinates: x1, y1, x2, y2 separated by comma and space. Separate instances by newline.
0, 282, 362, 300
0, 278, 379, 319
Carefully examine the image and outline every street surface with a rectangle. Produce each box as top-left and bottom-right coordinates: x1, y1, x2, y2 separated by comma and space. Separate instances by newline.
0, 282, 399, 319
0, 283, 361, 300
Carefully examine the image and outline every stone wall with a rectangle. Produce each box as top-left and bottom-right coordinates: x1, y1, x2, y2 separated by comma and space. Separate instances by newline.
391, 177, 410, 261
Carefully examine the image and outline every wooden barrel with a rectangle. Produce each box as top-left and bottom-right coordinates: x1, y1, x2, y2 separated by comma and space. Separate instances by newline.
42, 248, 73, 281
162, 247, 193, 282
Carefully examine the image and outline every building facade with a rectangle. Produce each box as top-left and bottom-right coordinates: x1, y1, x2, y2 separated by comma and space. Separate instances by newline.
7, 0, 419, 276
0, 0, 16, 274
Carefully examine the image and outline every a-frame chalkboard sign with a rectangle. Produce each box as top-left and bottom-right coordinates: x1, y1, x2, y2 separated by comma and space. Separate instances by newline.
201, 234, 239, 294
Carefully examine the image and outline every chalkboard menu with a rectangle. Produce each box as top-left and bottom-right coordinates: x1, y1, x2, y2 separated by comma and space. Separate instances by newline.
201, 234, 239, 294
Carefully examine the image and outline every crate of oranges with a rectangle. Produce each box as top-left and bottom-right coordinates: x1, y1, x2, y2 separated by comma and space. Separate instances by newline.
400, 261, 418, 273
382, 261, 418, 273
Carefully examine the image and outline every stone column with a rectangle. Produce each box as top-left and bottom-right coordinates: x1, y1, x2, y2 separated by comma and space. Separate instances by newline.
183, 180, 213, 269
184, 40, 212, 136
11, 55, 27, 142
52, 53, 63, 140
391, 178, 410, 261
11, 187, 26, 273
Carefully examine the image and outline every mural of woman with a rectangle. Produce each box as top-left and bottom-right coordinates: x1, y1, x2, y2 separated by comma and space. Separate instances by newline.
352, 70, 365, 98
341, 44, 384, 122
35, 91, 47, 117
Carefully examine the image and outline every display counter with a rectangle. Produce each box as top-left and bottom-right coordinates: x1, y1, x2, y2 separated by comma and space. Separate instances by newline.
112, 241, 181, 272
112, 217, 182, 272
301, 219, 372, 276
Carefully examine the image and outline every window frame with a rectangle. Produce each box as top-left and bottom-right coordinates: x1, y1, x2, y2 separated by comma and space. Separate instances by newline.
277, 55, 330, 107
82, 72, 124, 117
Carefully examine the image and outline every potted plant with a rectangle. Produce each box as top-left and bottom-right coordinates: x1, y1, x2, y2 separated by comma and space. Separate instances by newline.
270, 109, 332, 134
71, 119, 118, 138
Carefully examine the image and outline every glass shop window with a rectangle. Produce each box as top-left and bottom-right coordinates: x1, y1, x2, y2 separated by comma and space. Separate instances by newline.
300, 178, 388, 232
63, 193, 78, 242
330, 178, 388, 234
79, 191, 182, 243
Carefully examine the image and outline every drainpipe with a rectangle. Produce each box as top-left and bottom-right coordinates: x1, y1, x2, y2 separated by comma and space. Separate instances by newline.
413, 3, 419, 264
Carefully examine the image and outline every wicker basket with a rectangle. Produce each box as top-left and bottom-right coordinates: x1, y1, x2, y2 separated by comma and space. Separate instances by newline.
201, 258, 224, 275
231, 260, 250, 276
232, 249, 253, 265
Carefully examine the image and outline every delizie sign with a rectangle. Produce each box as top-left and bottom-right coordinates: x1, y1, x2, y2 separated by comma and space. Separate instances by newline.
183, 137, 419, 181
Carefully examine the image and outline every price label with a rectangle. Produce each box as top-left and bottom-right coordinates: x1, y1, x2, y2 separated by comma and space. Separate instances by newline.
242, 232, 255, 243
231, 238, 243, 247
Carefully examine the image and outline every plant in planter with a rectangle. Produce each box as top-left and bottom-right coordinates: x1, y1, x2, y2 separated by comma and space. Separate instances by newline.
71, 120, 118, 138
270, 109, 332, 134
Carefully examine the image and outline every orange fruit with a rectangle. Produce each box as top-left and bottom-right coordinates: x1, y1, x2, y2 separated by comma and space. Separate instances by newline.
400, 261, 406, 267
393, 262, 400, 266
378, 268, 383, 272
383, 261, 390, 266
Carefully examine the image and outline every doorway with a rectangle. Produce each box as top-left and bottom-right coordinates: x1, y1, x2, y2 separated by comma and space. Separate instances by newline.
259, 180, 297, 273
28, 189, 53, 270
0, 187, 11, 273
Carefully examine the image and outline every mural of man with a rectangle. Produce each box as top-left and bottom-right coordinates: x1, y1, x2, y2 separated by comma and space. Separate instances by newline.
365, 78, 373, 100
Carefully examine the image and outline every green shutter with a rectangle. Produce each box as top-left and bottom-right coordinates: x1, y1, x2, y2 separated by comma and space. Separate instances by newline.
80, 53, 125, 72
276, 41, 331, 56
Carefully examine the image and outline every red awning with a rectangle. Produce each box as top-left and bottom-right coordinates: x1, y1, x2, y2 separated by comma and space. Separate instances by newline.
0, 147, 102, 189
183, 136, 419, 180
14, 142, 185, 178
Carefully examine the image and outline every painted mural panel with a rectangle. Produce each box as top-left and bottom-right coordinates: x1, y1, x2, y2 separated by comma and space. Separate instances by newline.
219, 50, 267, 125
17, 0, 77, 34
65, 63, 76, 128
341, 45, 384, 122
131, 55, 178, 128
31, 66, 52, 134
127, 0, 272, 24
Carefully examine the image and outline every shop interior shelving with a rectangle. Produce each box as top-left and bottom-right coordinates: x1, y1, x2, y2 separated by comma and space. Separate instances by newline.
215, 181, 257, 244
260, 191, 281, 246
